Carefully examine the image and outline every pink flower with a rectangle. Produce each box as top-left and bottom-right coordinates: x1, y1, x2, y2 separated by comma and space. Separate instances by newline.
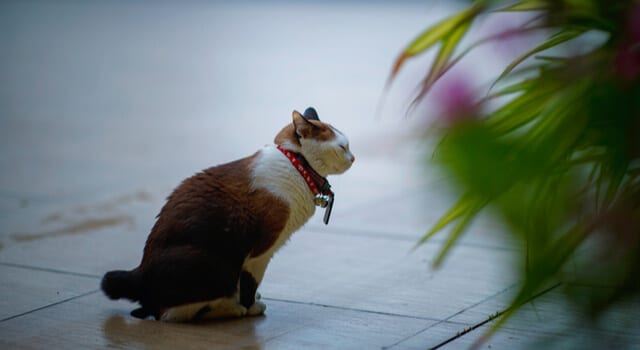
434, 75, 479, 125
614, 4, 640, 81
628, 4, 640, 40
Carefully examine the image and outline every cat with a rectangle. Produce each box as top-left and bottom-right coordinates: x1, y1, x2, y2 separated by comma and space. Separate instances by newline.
101, 107, 355, 322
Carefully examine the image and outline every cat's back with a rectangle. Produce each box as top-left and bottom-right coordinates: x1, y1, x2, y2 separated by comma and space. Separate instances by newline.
144, 153, 261, 250
143, 146, 313, 256
163, 146, 313, 219
164, 153, 257, 219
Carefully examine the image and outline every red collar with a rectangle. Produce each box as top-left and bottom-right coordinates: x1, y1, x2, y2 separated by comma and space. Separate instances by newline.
276, 145, 335, 225
276, 145, 332, 196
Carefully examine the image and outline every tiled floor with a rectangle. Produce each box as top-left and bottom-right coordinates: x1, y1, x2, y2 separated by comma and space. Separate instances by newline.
1, 1, 638, 349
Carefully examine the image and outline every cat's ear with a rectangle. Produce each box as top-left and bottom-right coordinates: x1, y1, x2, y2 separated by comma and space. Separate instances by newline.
292, 110, 317, 138
303, 107, 319, 121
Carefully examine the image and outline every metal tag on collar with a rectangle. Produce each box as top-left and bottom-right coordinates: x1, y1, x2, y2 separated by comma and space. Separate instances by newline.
322, 193, 334, 225
314, 193, 330, 208
313, 193, 334, 224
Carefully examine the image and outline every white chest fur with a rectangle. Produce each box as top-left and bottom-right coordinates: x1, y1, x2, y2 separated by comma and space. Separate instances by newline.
244, 145, 316, 283
251, 145, 317, 230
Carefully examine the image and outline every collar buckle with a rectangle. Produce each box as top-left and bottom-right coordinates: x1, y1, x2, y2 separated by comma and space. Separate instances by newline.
277, 145, 335, 225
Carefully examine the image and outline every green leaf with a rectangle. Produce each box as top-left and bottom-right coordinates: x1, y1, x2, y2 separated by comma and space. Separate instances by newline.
486, 83, 556, 134
403, 4, 483, 56
475, 223, 589, 348
388, 3, 485, 81
524, 80, 589, 154
595, 165, 604, 211
602, 163, 628, 210
492, 28, 587, 87
483, 79, 536, 100
429, 20, 472, 82
411, 20, 473, 105
432, 23, 546, 103
414, 193, 479, 248
534, 55, 571, 63
494, 0, 549, 12
433, 203, 483, 267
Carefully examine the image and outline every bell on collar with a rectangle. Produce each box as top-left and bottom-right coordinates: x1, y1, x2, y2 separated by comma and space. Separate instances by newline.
314, 194, 331, 208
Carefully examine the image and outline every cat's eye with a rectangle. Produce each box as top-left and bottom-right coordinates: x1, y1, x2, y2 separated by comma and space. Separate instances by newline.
339, 145, 348, 152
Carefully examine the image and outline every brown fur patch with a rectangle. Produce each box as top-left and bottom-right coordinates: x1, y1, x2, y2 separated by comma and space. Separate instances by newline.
249, 188, 289, 257
308, 121, 336, 142
277, 111, 337, 145
274, 121, 336, 144
274, 123, 300, 147
106, 152, 291, 315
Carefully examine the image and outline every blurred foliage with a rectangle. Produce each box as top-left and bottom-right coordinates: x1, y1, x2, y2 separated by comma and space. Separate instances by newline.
390, 0, 640, 345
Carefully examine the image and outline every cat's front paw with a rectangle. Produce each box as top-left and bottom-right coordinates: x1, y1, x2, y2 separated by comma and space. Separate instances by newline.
247, 300, 266, 316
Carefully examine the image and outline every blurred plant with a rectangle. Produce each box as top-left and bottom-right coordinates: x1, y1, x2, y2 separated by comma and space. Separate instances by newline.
389, 0, 640, 346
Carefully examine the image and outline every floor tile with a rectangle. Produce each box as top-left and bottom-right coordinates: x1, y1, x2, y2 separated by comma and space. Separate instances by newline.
0, 189, 163, 276
3, 1, 636, 349
0, 291, 435, 350
260, 230, 517, 321
0, 264, 98, 321
1, 201, 518, 324
387, 321, 476, 350
436, 284, 640, 349
437, 319, 639, 350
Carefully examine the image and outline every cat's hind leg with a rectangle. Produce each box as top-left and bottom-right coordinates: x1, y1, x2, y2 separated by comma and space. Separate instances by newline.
239, 270, 266, 316
196, 297, 248, 320
247, 300, 266, 316
160, 297, 248, 322
160, 301, 210, 322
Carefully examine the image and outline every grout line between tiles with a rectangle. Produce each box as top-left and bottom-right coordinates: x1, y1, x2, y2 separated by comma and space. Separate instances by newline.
440, 283, 520, 322
0, 261, 101, 279
0, 289, 101, 323
264, 297, 444, 323
260, 322, 312, 346
428, 283, 562, 350
304, 225, 520, 252
383, 283, 520, 350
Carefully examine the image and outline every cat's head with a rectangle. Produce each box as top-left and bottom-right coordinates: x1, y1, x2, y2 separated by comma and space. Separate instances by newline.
275, 107, 355, 177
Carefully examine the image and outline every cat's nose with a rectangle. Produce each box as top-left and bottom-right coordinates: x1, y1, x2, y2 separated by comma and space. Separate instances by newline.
350, 154, 355, 163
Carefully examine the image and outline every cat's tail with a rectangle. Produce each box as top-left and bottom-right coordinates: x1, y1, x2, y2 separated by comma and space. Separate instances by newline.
101, 269, 141, 302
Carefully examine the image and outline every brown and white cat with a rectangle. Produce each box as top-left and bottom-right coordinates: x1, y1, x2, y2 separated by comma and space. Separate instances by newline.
101, 107, 354, 322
